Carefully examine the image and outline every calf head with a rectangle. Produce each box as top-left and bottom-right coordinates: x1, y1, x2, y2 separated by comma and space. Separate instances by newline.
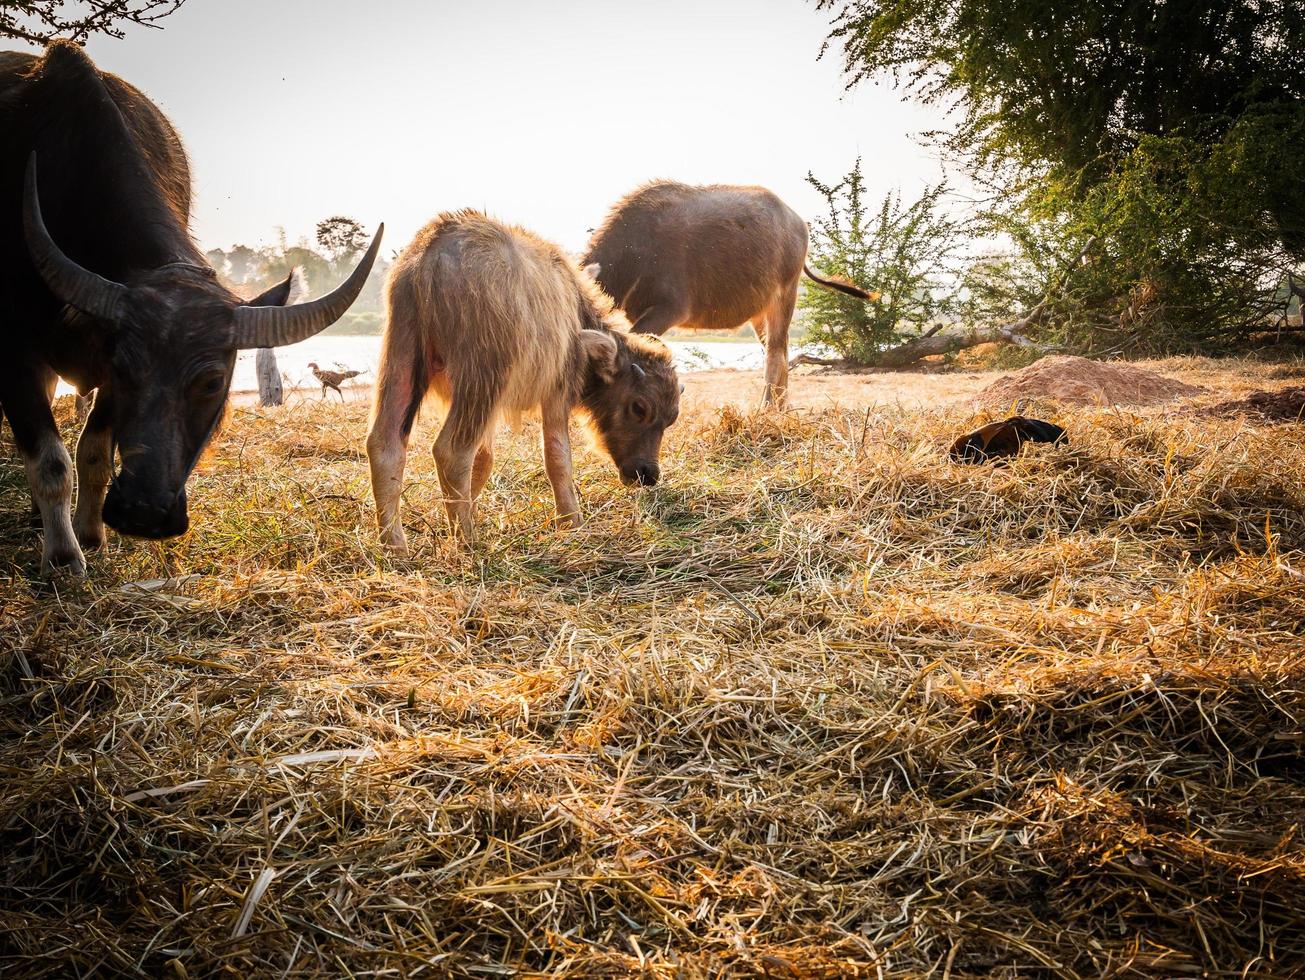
580, 329, 681, 487
24, 156, 382, 538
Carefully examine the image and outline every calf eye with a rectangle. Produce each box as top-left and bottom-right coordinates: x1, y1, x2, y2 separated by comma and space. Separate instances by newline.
630, 400, 650, 422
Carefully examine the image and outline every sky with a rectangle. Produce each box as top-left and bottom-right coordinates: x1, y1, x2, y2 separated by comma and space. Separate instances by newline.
31, 0, 952, 256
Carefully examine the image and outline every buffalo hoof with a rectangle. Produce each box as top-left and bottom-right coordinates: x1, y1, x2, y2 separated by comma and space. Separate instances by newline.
381, 533, 410, 557
43, 543, 87, 578
76, 525, 107, 553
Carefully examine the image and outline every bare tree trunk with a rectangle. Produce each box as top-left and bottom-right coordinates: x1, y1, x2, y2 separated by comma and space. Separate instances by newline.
256, 348, 283, 407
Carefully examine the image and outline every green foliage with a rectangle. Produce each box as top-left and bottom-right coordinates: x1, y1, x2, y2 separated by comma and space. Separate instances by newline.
820, 1, 1304, 189
323, 311, 384, 336
819, 0, 1305, 353
801, 158, 963, 364
1009, 110, 1305, 352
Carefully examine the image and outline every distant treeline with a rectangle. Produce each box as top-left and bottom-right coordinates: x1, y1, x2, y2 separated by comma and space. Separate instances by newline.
206, 216, 388, 335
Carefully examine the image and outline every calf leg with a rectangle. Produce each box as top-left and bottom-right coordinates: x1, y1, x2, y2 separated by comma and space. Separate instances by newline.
541, 396, 580, 527
760, 280, 799, 409
470, 429, 496, 501
73, 390, 114, 552
433, 405, 493, 545
367, 376, 416, 556
0, 367, 83, 575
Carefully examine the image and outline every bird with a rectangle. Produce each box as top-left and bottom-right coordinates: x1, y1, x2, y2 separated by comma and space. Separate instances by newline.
950, 416, 1067, 464
307, 362, 362, 402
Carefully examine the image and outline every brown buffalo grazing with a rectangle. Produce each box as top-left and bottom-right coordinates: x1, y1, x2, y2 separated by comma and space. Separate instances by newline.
367, 211, 681, 550
582, 181, 877, 408
949, 417, 1067, 464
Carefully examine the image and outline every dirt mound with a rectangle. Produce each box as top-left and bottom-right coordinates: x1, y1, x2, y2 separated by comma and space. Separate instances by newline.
980, 355, 1205, 407
1202, 386, 1305, 422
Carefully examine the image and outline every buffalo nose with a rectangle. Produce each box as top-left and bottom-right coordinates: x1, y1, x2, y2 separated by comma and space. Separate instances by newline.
103, 485, 189, 539
634, 462, 660, 487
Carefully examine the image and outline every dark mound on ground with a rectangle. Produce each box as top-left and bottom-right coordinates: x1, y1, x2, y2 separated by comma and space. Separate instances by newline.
1201, 386, 1305, 423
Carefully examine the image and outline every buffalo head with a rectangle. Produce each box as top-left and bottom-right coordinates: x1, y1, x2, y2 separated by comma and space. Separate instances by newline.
579, 329, 680, 488
23, 155, 383, 539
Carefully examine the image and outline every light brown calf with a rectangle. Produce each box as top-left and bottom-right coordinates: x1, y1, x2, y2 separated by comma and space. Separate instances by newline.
367, 210, 681, 550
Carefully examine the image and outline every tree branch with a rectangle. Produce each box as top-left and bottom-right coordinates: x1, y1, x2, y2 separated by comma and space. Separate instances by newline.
1, 1, 187, 43
839, 234, 1097, 369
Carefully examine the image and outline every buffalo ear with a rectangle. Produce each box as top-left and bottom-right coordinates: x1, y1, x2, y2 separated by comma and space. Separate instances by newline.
582, 262, 602, 280
580, 329, 619, 384
243, 270, 299, 308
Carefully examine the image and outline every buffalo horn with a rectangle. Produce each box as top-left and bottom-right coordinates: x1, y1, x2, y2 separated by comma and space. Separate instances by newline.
232, 224, 384, 349
23, 154, 127, 322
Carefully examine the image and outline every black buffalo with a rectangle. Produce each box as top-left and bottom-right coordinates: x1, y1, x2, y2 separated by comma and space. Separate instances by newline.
1, 42, 382, 574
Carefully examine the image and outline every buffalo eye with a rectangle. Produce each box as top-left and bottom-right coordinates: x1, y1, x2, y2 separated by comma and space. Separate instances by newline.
630, 399, 650, 422
193, 371, 226, 399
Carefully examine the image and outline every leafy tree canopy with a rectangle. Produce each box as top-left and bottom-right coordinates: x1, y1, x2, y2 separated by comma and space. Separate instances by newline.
818, 0, 1305, 353
820, 1, 1305, 191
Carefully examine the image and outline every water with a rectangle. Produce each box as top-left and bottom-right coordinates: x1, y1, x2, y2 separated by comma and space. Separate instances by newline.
230, 335, 771, 393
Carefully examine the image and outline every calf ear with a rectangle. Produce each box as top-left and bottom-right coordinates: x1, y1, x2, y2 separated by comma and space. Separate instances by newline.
580, 329, 619, 384
582, 262, 602, 280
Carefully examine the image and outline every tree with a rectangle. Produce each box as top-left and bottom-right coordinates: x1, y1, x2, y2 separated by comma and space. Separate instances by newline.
2, 1, 187, 43
801, 158, 964, 365
316, 216, 368, 263
799, 160, 1093, 369
259, 245, 332, 299
818, 0, 1305, 353
224, 245, 259, 285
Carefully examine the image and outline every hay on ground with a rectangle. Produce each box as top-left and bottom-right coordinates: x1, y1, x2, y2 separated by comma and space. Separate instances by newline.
2, 371, 1304, 977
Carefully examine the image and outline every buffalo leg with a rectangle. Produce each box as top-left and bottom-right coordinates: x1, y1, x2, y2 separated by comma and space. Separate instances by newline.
19, 364, 62, 527
760, 280, 799, 409
73, 390, 114, 552
0, 365, 83, 574
630, 304, 688, 337
25, 367, 59, 524
541, 397, 580, 527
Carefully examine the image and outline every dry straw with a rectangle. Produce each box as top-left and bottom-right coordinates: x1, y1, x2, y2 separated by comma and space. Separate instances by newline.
1, 373, 1303, 977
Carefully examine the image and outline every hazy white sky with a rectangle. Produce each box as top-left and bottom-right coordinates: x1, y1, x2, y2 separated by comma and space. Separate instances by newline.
47, 0, 949, 255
